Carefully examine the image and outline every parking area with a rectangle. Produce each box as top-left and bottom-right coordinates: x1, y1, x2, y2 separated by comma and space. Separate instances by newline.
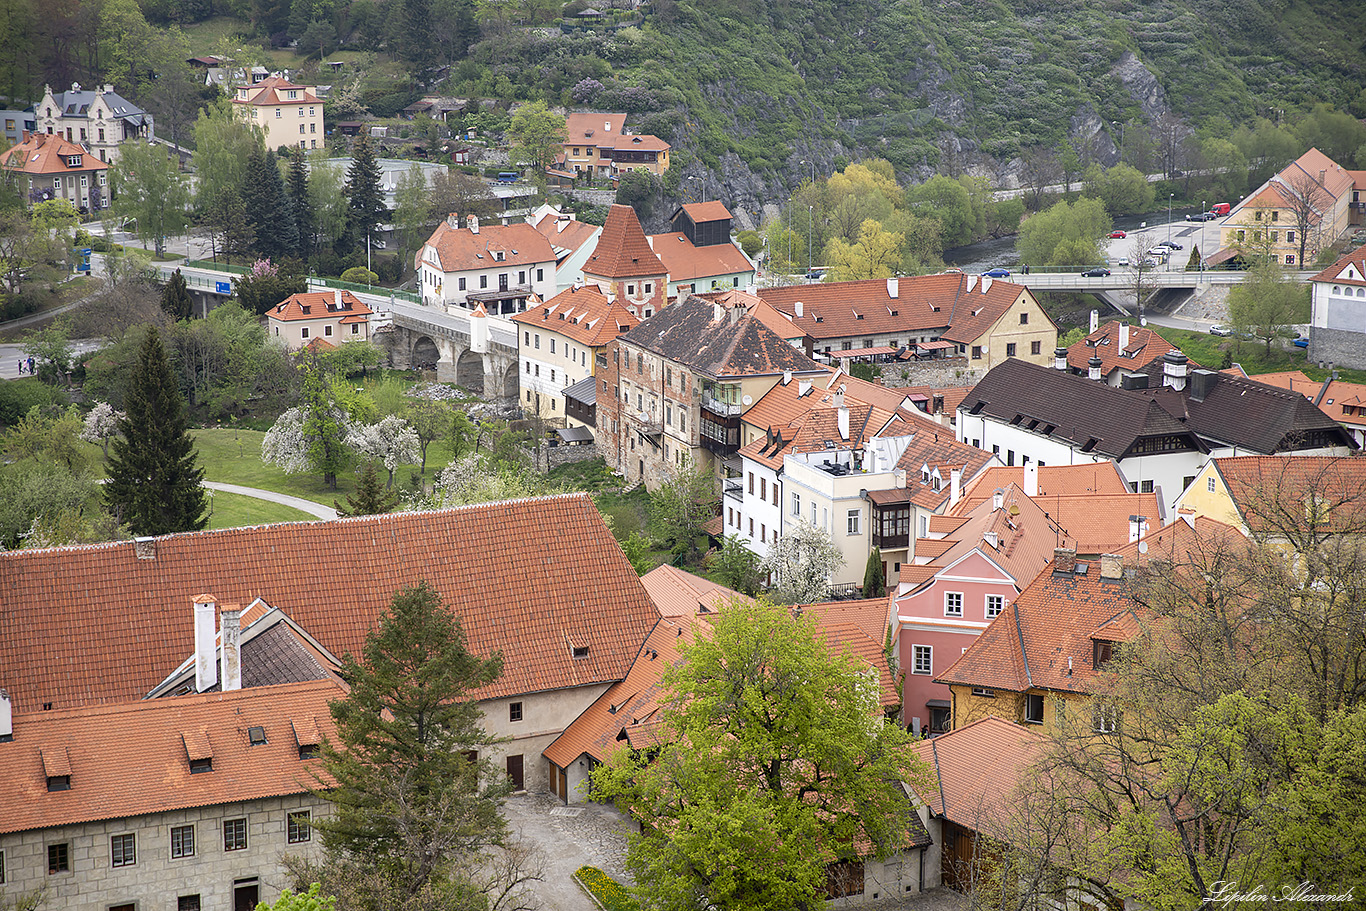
503, 792, 970, 911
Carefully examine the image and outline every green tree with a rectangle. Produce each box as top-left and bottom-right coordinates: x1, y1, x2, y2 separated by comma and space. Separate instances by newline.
1082, 163, 1155, 217
307, 153, 350, 255
862, 546, 885, 598
161, 268, 193, 320
614, 169, 658, 220
392, 164, 433, 267
592, 597, 927, 911
826, 219, 904, 281
906, 174, 975, 247
192, 97, 263, 218
255, 882, 336, 911
242, 147, 299, 261
317, 580, 507, 900
710, 534, 762, 596
1228, 260, 1310, 354
110, 140, 192, 258
1016, 196, 1111, 269
103, 327, 209, 535
20, 323, 74, 382
285, 151, 315, 260
204, 190, 255, 266
648, 461, 716, 565
344, 135, 387, 256
234, 257, 307, 316
507, 101, 566, 174
302, 363, 350, 488
334, 460, 400, 516
403, 397, 454, 475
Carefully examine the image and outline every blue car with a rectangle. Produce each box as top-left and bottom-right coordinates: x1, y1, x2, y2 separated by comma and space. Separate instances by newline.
982, 268, 1011, 278
1293, 337, 1309, 349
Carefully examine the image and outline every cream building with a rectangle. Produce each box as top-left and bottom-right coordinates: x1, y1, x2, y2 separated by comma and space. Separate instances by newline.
232, 76, 324, 153
266, 289, 372, 350
1218, 147, 1356, 267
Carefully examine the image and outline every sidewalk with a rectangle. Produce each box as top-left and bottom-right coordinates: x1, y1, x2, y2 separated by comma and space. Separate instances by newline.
203, 481, 338, 520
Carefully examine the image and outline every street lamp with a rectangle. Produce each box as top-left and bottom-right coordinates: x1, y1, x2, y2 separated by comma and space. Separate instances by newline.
807, 204, 813, 275
800, 159, 815, 184
1167, 193, 1174, 244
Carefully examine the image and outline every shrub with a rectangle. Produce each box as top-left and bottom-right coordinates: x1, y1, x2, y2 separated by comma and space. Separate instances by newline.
340, 267, 379, 285
574, 866, 641, 911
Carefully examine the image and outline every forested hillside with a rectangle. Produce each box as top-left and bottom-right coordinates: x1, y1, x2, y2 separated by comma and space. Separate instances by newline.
1, 0, 1362, 206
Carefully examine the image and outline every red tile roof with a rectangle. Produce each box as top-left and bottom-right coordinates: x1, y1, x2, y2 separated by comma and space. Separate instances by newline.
1308, 244, 1366, 286
584, 205, 666, 280
564, 112, 626, 143
533, 213, 601, 260
269, 290, 373, 322
956, 464, 1131, 513
638, 564, 739, 618
0, 132, 109, 176
1211, 455, 1366, 533
0, 495, 659, 713
421, 219, 556, 273
232, 75, 320, 106
0, 680, 343, 835
908, 716, 1046, 837
511, 284, 639, 348
649, 232, 753, 283
1066, 320, 1181, 376
912, 485, 1073, 588
679, 201, 732, 222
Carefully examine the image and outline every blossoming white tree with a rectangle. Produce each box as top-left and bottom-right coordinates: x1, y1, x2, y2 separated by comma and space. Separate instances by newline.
346, 415, 420, 488
762, 518, 845, 604
80, 402, 124, 458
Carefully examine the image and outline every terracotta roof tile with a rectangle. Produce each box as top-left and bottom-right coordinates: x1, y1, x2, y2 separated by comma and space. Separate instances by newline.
269, 290, 373, 322
0, 495, 658, 713
1212, 455, 1366, 533
1309, 244, 1366, 286
908, 716, 1046, 837
421, 220, 557, 274
679, 201, 732, 222
1066, 321, 1182, 376
533, 213, 601, 260
0, 132, 109, 176
956, 464, 1130, 513
232, 75, 320, 106
584, 205, 666, 280
565, 112, 626, 143
0, 680, 343, 835
511, 284, 639, 348
649, 233, 752, 283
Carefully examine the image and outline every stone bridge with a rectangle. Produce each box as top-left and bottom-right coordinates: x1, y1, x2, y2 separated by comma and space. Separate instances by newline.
149, 262, 522, 402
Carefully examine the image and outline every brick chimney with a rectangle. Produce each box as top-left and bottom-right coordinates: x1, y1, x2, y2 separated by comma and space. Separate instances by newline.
1053, 547, 1077, 575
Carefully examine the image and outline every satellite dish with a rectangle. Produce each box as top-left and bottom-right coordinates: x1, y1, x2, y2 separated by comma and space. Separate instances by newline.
742, 395, 752, 406
1138, 540, 1149, 554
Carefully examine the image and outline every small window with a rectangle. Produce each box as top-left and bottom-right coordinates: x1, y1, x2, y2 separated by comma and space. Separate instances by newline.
945, 592, 964, 617
458, 277, 466, 291
1031, 340, 1042, 355
171, 825, 195, 859
480, 275, 488, 289
1025, 693, 1045, 724
972, 687, 995, 698
324, 325, 333, 337
111, 833, 136, 867
1019, 312, 1028, 325
846, 508, 861, 535
224, 818, 248, 852
178, 896, 201, 911
792, 492, 801, 515
1094, 704, 1119, 734
298, 744, 319, 760
912, 645, 932, 676
247, 726, 267, 746
509, 702, 523, 722
189, 758, 212, 774
971, 346, 982, 360
1006, 343, 1017, 358
985, 594, 1004, 618
1207, 476, 1217, 493
287, 811, 311, 844
48, 843, 69, 874
47, 775, 70, 792
572, 645, 589, 659
300, 327, 310, 340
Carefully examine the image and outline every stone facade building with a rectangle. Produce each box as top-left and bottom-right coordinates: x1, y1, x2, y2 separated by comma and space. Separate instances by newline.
33, 83, 152, 164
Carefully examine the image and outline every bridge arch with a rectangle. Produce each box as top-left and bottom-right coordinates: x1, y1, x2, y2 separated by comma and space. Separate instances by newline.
411, 336, 440, 371
456, 349, 485, 394
503, 362, 519, 403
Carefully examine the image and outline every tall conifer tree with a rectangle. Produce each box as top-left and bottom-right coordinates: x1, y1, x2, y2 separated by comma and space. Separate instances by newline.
161, 268, 193, 320
344, 135, 387, 256
104, 327, 209, 535
242, 147, 299, 261
286, 151, 315, 260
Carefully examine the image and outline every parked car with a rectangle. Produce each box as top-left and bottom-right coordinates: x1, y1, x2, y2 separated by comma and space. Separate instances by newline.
1210, 325, 1233, 337
1110, 230, 1127, 238
1293, 336, 1310, 348
1188, 212, 1216, 222
1081, 267, 1111, 277
982, 268, 1011, 278
1163, 241, 1184, 251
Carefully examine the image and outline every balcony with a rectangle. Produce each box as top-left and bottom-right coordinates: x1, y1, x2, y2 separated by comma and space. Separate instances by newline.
701, 394, 743, 418
723, 478, 743, 501
630, 410, 662, 437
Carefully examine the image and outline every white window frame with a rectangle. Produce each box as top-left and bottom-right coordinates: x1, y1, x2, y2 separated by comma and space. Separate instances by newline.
985, 594, 1004, 618
912, 644, 933, 676
1207, 476, 1216, 493
846, 508, 861, 535
944, 592, 964, 617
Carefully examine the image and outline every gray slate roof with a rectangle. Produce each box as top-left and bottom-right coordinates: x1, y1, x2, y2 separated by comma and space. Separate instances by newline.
50, 88, 148, 126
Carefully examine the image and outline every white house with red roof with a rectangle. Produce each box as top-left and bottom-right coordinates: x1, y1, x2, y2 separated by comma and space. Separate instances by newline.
1307, 244, 1366, 368
0, 132, 110, 211
231, 75, 323, 153
266, 289, 373, 350
416, 214, 557, 315
527, 205, 603, 294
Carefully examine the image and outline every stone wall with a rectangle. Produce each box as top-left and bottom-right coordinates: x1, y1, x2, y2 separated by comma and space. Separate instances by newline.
1309, 327, 1366, 371
875, 361, 986, 389
547, 441, 599, 470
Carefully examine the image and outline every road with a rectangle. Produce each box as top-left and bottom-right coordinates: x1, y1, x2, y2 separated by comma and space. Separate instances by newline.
203, 481, 338, 520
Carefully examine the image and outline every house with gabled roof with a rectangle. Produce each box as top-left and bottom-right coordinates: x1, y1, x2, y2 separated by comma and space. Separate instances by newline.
957, 355, 1356, 512
231, 75, 323, 153
1064, 319, 1184, 386
596, 290, 826, 489
33, 82, 153, 164
511, 282, 638, 423
0, 131, 110, 211
416, 214, 558, 315
758, 273, 1056, 369
648, 202, 755, 297
1174, 455, 1366, 538
266, 289, 373, 350
528, 205, 603, 294
0, 495, 660, 802
1217, 148, 1356, 267
1307, 243, 1366, 368
581, 204, 669, 316
557, 112, 670, 180
1220, 365, 1366, 447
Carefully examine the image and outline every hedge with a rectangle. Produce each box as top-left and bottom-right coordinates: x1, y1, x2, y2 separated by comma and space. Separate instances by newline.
573, 865, 641, 911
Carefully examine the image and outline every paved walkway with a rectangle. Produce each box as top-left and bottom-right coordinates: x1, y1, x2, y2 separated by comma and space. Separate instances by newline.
203, 481, 338, 520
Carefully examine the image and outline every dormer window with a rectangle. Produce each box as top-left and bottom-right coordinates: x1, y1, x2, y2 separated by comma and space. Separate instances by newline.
572, 644, 589, 659
47, 775, 71, 792
1093, 639, 1113, 668
66, 155, 81, 167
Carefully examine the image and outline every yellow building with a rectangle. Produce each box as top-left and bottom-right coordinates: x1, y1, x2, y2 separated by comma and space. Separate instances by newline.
232, 76, 324, 153
1218, 148, 1356, 267
1173, 455, 1366, 536
560, 111, 671, 180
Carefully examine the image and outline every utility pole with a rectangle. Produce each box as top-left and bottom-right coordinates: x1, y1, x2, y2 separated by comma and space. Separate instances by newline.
807, 205, 813, 275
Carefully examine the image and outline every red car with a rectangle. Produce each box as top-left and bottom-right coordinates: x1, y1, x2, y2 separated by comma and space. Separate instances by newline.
1110, 230, 1127, 238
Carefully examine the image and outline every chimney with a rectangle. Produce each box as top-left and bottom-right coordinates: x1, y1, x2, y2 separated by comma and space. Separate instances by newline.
220, 606, 242, 692
604, 120, 611, 131
794, 300, 803, 317
712, 301, 725, 322
467, 215, 479, 234
1053, 547, 1077, 575
1162, 350, 1189, 391
1189, 369, 1218, 402
447, 212, 460, 229
983, 531, 999, 549
134, 536, 156, 560
1024, 461, 1039, 497
333, 288, 342, 308
887, 277, 899, 299
1088, 355, 1103, 382
1090, 309, 1099, 333
838, 405, 850, 441
557, 215, 568, 233
967, 274, 978, 292
894, 468, 907, 489
950, 468, 962, 508
194, 595, 218, 693
1053, 346, 1069, 371
1118, 322, 1130, 352
1099, 553, 1123, 580
782, 369, 792, 385
1128, 515, 1148, 543
0, 689, 11, 741
798, 379, 812, 397
982, 277, 993, 293
832, 385, 845, 408
729, 302, 742, 325
992, 488, 1004, 511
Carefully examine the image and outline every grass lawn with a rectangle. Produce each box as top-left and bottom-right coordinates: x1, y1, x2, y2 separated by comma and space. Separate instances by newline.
1156, 329, 1366, 384
205, 490, 318, 530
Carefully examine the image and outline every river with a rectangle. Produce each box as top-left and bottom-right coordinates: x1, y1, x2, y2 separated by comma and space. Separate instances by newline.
943, 210, 1197, 274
